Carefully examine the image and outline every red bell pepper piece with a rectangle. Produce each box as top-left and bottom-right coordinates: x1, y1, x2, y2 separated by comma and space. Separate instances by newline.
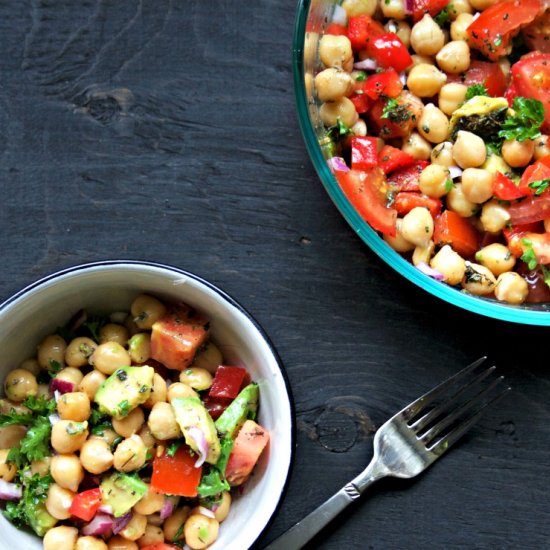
349, 92, 371, 114
434, 210, 480, 258
151, 446, 202, 497
492, 172, 524, 201
387, 161, 429, 192
360, 69, 403, 100
325, 22, 348, 35
69, 488, 101, 522
368, 33, 413, 73
351, 137, 379, 170
378, 145, 415, 175
347, 15, 384, 51
394, 192, 442, 218
209, 365, 249, 400
412, 0, 450, 23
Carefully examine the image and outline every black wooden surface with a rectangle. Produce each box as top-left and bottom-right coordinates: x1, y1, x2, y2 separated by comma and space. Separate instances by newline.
0, 2, 549, 549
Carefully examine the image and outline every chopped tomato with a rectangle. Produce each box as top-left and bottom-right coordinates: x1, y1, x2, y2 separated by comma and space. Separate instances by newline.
325, 23, 348, 36
461, 61, 507, 97
209, 365, 249, 400
518, 158, 550, 196
378, 145, 415, 175
150, 305, 210, 371
516, 263, 550, 302
394, 192, 442, 218
225, 420, 270, 486
434, 210, 479, 258
509, 195, 550, 224
412, 0, 449, 23
387, 161, 430, 192
349, 92, 371, 114
467, 0, 541, 61
351, 136, 379, 170
505, 231, 550, 264
368, 33, 413, 73
492, 172, 525, 200
347, 15, 384, 51
69, 488, 101, 522
504, 82, 519, 107
366, 94, 421, 139
203, 395, 232, 420
522, 8, 550, 53
151, 446, 202, 497
511, 52, 550, 132
335, 168, 397, 236
359, 69, 403, 100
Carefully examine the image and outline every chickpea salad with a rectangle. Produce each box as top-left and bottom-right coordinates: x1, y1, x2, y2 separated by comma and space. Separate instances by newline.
312, 0, 550, 304
0, 294, 269, 550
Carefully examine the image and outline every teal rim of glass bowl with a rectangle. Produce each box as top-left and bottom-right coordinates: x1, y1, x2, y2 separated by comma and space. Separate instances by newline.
292, 0, 550, 325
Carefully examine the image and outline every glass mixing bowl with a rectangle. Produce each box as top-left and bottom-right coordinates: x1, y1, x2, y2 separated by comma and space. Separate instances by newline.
292, 0, 550, 325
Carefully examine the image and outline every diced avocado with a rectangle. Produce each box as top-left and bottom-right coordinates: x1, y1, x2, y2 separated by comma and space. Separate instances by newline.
449, 96, 509, 141
100, 472, 148, 517
215, 383, 259, 440
28, 503, 57, 537
94, 366, 154, 419
171, 397, 221, 465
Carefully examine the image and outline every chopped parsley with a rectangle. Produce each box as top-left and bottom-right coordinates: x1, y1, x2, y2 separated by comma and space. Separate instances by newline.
527, 179, 550, 196
117, 400, 130, 417
325, 117, 354, 141
444, 179, 454, 193
197, 468, 230, 498
541, 265, 550, 290
381, 97, 400, 119
433, 6, 451, 27
521, 238, 538, 270
354, 70, 367, 82
499, 97, 545, 142
465, 84, 489, 101
167, 439, 183, 458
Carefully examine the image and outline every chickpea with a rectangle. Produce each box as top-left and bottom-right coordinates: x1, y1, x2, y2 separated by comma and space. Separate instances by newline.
450, 13, 474, 41
143, 373, 167, 409
0, 398, 29, 415
19, 358, 41, 376
402, 132, 432, 161
4, 368, 38, 402
163, 506, 190, 542
192, 342, 223, 373
43, 526, 78, 550
89, 427, 119, 447
57, 392, 91, 422
319, 97, 359, 128
148, 402, 181, 440
51, 420, 89, 454
46, 483, 75, 520
138, 524, 165, 547
410, 15, 445, 56
448, 0, 473, 18
79, 370, 107, 401
501, 139, 535, 168
113, 407, 145, 438
418, 104, 449, 144
461, 262, 497, 296
408, 54, 434, 70
184, 514, 220, 550
37, 383, 51, 399
401, 207, 434, 248
65, 337, 97, 367
430, 245, 466, 285
475, 243, 516, 276
128, 333, 152, 364
351, 118, 367, 136
412, 241, 436, 266
430, 142, 455, 168
407, 63, 447, 97
480, 200, 511, 233
125, 314, 141, 337
495, 272, 529, 305
447, 183, 478, 218
179, 367, 213, 391
99, 323, 130, 346
37, 334, 67, 370
55, 367, 84, 388
419, 164, 451, 198
113, 434, 147, 472
385, 19, 411, 48
137, 424, 157, 448
50, 454, 84, 492
213, 492, 231, 522
168, 382, 199, 402
438, 83, 468, 116
435, 40, 470, 74
469, 0, 497, 8
384, 219, 415, 253
381, 0, 406, 20
130, 295, 167, 330
89, 342, 131, 375
108, 537, 139, 550
76, 537, 108, 550
134, 485, 165, 515
461, 168, 494, 204
0, 425, 26, 449
0, 449, 17, 481
534, 135, 550, 160
80, 439, 114, 474
31, 456, 51, 477
453, 131, 487, 168
314, 68, 353, 102
119, 512, 148, 541
342, 0, 377, 17
319, 34, 353, 69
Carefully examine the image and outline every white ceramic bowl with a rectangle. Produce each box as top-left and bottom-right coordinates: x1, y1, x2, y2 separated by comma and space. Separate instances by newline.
0, 260, 294, 550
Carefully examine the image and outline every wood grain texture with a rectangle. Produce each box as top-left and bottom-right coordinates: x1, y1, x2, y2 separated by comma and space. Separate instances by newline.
0, 1, 549, 549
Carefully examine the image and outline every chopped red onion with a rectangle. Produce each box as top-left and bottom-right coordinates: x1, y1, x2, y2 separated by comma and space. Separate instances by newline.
404, 0, 413, 14
187, 426, 209, 468
0, 480, 22, 501
472, 11, 480, 21
331, 4, 347, 26
48, 414, 60, 426
54, 390, 61, 403
416, 262, 445, 281
399, 71, 407, 85
159, 498, 175, 520
50, 378, 75, 395
112, 512, 132, 534
196, 506, 216, 519
449, 166, 463, 180
327, 157, 349, 173
98, 504, 113, 515
81, 513, 114, 536
353, 58, 378, 71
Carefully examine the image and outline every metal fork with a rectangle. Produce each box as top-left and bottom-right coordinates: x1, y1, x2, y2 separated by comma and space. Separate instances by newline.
264, 357, 509, 550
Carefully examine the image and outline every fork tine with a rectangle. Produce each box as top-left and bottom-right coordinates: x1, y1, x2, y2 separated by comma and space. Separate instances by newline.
410, 366, 496, 433
420, 373, 504, 445
397, 356, 487, 422
428, 384, 511, 455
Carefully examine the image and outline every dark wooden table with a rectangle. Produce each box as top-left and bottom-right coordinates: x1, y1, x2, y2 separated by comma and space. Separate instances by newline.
1, 2, 549, 549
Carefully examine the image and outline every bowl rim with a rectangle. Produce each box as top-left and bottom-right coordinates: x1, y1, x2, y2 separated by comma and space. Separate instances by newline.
0, 259, 297, 549
292, 0, 550, 326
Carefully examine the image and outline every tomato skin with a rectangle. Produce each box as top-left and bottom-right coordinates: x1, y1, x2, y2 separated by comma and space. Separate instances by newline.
209, 365, 248, 400
349, 92, 371, 114
511, 52, 550, 132
351, 136, 379, 170
377, 145, 415, 175
387, 161, 430, 192
325, 23, 348, 36
369, 33, 413, 73
461, 61, 507, 97
151, 446, 202, 497
69, 488, 101, 522
359, 69, 403, 100
434, 210, 480, 258
519, 158, 550, 196
412, 0, 449, 23
347, 15, 384, 51
522, 8, 550, 53
492, 172, 525, 200
203, 395, 231, 420
394, 192, 442, 218
335, 168, 397, 236
509, 195, 550, 224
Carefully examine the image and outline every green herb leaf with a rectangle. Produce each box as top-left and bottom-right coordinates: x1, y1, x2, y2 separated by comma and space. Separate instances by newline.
433, 6, 451, 27
381, 97, 399, 119
465, 83, 489, 101
215, 438, 234, 475
499, 97, 545, 142
541, 265, 550, 289
354, 70, 367, 82
197, 468, 230, 498
521, 238, 538, 270
527, 179, 550, 196
20, 417, 52, 462
325, 117, 354, 141
167, 439, 183, 458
